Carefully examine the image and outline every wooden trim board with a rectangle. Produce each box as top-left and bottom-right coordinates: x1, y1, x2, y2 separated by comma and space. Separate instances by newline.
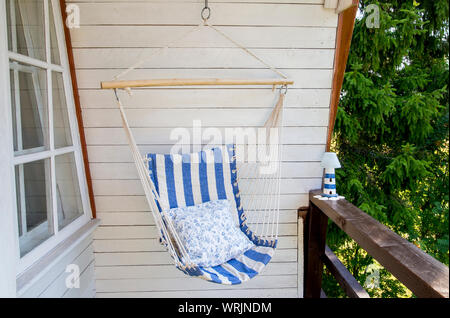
326, 1, 358, 151
59, 0, 97, 218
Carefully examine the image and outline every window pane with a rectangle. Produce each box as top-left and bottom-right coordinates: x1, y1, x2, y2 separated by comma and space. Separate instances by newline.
6, 0, 13, 52
10, 61, 48, 154
15, 159, 54, 257
10, 69, 18, 151
53, 72, 73, 148
56, 153, 83, 230
49, 2, 61, 65
6, 0, 46, 61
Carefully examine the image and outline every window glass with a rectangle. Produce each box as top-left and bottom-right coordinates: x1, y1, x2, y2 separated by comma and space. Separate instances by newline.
15, 159, 54, 257
7, 0, 46, 61
49, 3, 60, 65
9, 61, 48, 154
56, 153, 83, 230
53, 72, 73, 148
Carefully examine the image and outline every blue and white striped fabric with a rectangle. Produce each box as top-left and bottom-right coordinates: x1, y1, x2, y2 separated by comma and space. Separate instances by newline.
146, 145, 277, 284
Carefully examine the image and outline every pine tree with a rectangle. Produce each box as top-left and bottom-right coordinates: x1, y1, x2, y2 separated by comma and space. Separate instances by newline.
323, 0, 449, 298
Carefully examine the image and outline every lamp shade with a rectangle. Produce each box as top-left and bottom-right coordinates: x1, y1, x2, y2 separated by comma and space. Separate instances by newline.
320, 152, 341, 168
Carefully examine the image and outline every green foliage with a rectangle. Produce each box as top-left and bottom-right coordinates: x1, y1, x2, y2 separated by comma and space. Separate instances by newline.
325, 0, 449, 298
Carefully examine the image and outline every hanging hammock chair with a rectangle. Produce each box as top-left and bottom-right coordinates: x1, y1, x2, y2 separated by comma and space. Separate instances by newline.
101, 5, 293, 285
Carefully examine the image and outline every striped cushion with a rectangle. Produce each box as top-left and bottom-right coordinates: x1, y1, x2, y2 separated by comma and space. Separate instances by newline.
147, 145, 240, 226
182, 246, 275, 285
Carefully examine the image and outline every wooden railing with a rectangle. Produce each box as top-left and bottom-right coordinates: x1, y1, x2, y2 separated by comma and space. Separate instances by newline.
301, 190, 449, 298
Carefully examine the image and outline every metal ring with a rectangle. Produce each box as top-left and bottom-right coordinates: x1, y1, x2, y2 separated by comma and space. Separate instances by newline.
201, 7, 211, 22
280, 84, 288, 95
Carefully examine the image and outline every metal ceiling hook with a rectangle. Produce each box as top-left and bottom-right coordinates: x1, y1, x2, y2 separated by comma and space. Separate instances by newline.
201, 0, 211, 23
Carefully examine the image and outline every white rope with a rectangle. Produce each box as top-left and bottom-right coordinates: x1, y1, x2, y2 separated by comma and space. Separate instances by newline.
113, 89, 195, 268
235, 92, 284, 243
267, 94, 284, 239
273, 98, 284, 240
113, 22, 204, 80
111, 21, 287, 82
205, 22, 289, 80
239, 146, 267, 236
257, 170, 273, 237
260, 93, 284, 239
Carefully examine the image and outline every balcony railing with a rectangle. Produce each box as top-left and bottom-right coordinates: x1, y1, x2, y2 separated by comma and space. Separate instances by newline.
300, 190, 449, 298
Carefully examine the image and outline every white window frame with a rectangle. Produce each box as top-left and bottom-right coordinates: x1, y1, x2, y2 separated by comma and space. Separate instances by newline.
0, 0, 93, 275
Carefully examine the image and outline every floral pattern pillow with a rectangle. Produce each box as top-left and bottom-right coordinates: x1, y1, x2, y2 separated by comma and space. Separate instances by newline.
165, 199, 254, 267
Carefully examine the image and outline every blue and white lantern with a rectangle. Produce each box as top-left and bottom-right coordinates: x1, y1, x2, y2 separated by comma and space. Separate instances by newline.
317, 152, 345, 201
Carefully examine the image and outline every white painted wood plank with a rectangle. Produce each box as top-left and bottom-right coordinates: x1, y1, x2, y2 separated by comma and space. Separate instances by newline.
95, 210, 298, 226
88, 162, 324, 180
86, 145, 325, 163
94, 239, 167, 253
39, 244, 95, 298
324, 0, 339, 9
94, 262, 297, 279
67, 0, 323, 3
94, 223, 297, 240
74, 3, 337, 27
95, 213, 298, 228
79, 88, 332, 109
93, 194, 309, 212
242, 178, 322, 194
80, 279, 96, 298
91, 178, 321, 196
336, 0, 354, 13
95, 274, 296, 292
63, 261, 96, 298
94, 249, 296, 267
84, 127, 328, 145
94, 236, 297, 252
76, 69, 333, 89
95, 287, 298, 298
81, 108, 329, 128
94, 225, 161, 239
70, 26, 337, 49
74, 48, 334, 69
283, 145, 326, 161
19, 234, 93, 298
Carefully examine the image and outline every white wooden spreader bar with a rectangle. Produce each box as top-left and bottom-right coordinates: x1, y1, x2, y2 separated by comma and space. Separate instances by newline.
101, 78, 294, 89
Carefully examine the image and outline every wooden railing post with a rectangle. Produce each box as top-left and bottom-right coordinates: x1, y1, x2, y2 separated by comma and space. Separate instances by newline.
304, 203, 329, 298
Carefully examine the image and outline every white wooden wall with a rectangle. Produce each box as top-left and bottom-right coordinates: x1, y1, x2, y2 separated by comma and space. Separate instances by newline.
67, 0, 337, 298
17, 233, 96, 298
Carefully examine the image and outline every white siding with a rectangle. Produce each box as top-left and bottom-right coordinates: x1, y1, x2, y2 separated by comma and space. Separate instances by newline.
67, 0, 336, 297
17, 230, 96, 298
